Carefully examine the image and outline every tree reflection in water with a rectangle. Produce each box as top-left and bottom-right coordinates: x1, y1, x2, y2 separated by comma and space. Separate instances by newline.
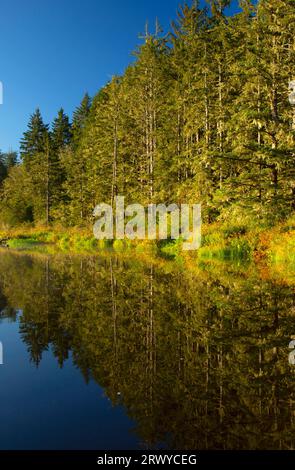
0, 251, 294, 450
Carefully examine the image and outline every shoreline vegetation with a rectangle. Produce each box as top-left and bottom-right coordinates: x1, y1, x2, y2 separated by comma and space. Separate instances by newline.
0, 1, 294, 277
0, 214, 294, 278
0, 228, 294, 289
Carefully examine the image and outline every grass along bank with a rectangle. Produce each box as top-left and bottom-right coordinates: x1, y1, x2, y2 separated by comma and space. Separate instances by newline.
0, 216, 294, 270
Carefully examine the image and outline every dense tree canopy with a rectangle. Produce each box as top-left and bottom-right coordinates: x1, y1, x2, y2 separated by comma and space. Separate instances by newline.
0, 0, 294, 228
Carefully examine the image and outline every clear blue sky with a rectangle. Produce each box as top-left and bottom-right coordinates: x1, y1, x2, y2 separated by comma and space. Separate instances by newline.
0, 0, 241, 153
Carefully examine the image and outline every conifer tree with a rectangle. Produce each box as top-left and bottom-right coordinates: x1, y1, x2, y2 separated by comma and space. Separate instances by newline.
20, 109, 49, 166
71, 93, 92, 147
60, 95, 91, 224
4, 151, 18, 171
51, 108, 72, 151
50, 109, 72, 216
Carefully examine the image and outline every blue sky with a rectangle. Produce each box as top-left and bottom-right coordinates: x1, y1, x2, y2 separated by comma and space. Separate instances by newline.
0, 0, 241, 152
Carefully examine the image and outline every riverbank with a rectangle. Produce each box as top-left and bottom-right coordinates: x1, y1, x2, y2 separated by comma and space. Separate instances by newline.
0, 216, 294, 269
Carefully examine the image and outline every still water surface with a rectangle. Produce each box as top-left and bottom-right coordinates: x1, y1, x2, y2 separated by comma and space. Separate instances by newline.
0, 250, 294, 449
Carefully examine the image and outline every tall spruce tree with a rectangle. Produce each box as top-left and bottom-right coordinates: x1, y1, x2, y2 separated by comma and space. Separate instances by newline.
20, 109, 49, 165
60, 95, 91, 224
50, 109, 72, 216
72, 93, 92, 147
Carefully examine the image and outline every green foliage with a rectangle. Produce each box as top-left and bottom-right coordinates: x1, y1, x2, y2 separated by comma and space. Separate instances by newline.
1, 0, 294, 232
8, 238, 41, 248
